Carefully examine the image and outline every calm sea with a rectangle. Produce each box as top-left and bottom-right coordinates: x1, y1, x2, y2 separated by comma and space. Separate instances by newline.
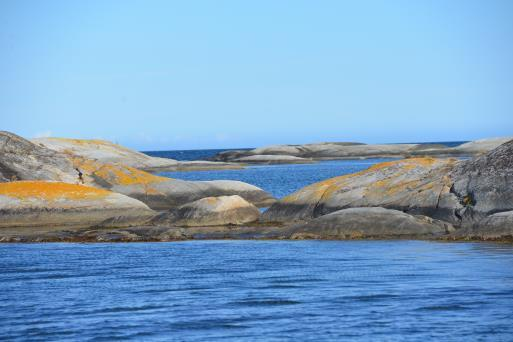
147, 142, 465, 199
2, 241, 513, 341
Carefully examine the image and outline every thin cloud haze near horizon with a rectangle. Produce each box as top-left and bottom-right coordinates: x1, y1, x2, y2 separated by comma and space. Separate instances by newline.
1, 0, 512, 150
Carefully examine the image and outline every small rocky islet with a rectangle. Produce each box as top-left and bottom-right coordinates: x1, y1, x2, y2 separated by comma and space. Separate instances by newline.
0, 130, 512, 242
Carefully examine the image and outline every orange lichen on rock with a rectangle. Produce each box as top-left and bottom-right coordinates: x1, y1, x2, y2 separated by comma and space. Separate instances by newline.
73, 157, 169, 186
282, 157, 456, 203
0, 181, 111, 200
94, 164, 168, 186
46, 137, 112, 146
365, 157, 439, 172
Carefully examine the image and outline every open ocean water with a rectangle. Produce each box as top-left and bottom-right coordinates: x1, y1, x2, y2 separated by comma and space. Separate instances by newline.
2, 143, 513, 341
1, 241, 513, 341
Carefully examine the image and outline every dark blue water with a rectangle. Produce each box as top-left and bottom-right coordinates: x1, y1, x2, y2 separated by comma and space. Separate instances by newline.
144, 148, 251, 161
160, 159, 395, 199
1, 241, 513, 341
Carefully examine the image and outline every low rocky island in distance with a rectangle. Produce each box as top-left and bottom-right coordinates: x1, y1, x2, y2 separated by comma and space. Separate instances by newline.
0, 130, 512, 243
210, 137, 512, 164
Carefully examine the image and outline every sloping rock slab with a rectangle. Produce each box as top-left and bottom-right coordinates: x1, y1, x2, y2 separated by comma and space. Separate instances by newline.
450, 139, 513, 224
286, 207, 454, 239
0, 131, 76, 183
33, 137, 179, 171
263, 158, 460, 222
73, 158, 276, 209
0, 181, 155, 229
449, 211, 513, 241
153, 195, 260, 227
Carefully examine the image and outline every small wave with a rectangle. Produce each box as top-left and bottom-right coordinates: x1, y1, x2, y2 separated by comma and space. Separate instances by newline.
232, 299, 301, 307
84, 304, 167, 315
344, 294, 399, 302
416, 304, 468, 311
259, 284, 302, 289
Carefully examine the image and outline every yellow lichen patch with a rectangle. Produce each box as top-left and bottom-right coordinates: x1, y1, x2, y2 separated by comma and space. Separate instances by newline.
369, 178, 423, 197
72, 157, 170, 186
94, 163, 168, 186
72, 157, 100, 174
366, 157, 438, 172
0, 181, 111, 200
205, 197, 218, 205
46, 137, 112, 146
144, 187, 162, 195
282, 157, 452, 204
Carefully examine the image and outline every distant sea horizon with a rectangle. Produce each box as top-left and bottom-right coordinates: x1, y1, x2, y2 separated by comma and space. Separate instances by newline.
144, 141, 468, 161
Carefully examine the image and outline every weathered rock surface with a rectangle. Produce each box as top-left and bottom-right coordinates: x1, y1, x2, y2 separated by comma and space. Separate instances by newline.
446, 137, 513, 155
264, 139, 513, 237
0, 224, 289, 243
263, 157, 461, 223
449, 211, 513, 241
33, 137, 243, 171
234, 155, 314, 164
0, 131, 76, 183
212, 138, 511, 162
33, 137, 179, 171
172, 160, 244, 171
450, 139, 513, 224
73, 158, 275, 209
153, 195, 260, 227
286, 207, 454, 239
1, 132, 275, 209
0, 181, 155, 229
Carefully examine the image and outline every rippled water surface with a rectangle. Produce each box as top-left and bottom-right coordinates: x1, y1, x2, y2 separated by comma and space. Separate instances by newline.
2, 241, 513, 341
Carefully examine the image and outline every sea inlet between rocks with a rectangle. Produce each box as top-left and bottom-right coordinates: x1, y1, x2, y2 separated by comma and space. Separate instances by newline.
2, 149, 512, 340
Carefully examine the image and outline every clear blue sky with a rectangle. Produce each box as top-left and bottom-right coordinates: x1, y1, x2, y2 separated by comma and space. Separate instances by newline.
1, 0, 512, 150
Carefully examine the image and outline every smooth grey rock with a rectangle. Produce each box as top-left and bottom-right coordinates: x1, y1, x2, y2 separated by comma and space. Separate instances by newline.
0, 131, 76, 183
153, 195, 260, 227
33, 137, 242, 172
233, 155, 314, 164
212, 138, 511, 161
1, 132, 274, 209
263, 157, 461, 223
0, 181, 155, 229
75, 160, 276, 209
450, 211, 513, 240
450, 139, 513, 224
447, 137, 513, 155
286, 207, 454, 239
32, 137, 180, 171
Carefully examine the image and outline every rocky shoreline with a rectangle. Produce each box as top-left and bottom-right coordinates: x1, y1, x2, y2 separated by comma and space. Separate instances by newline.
1, 222, 511, 243
211, 138, 512, 164
1, 131, 512, 243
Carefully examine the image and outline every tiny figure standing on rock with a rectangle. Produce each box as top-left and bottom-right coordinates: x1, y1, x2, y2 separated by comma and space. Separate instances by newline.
75, 168, 84, 184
